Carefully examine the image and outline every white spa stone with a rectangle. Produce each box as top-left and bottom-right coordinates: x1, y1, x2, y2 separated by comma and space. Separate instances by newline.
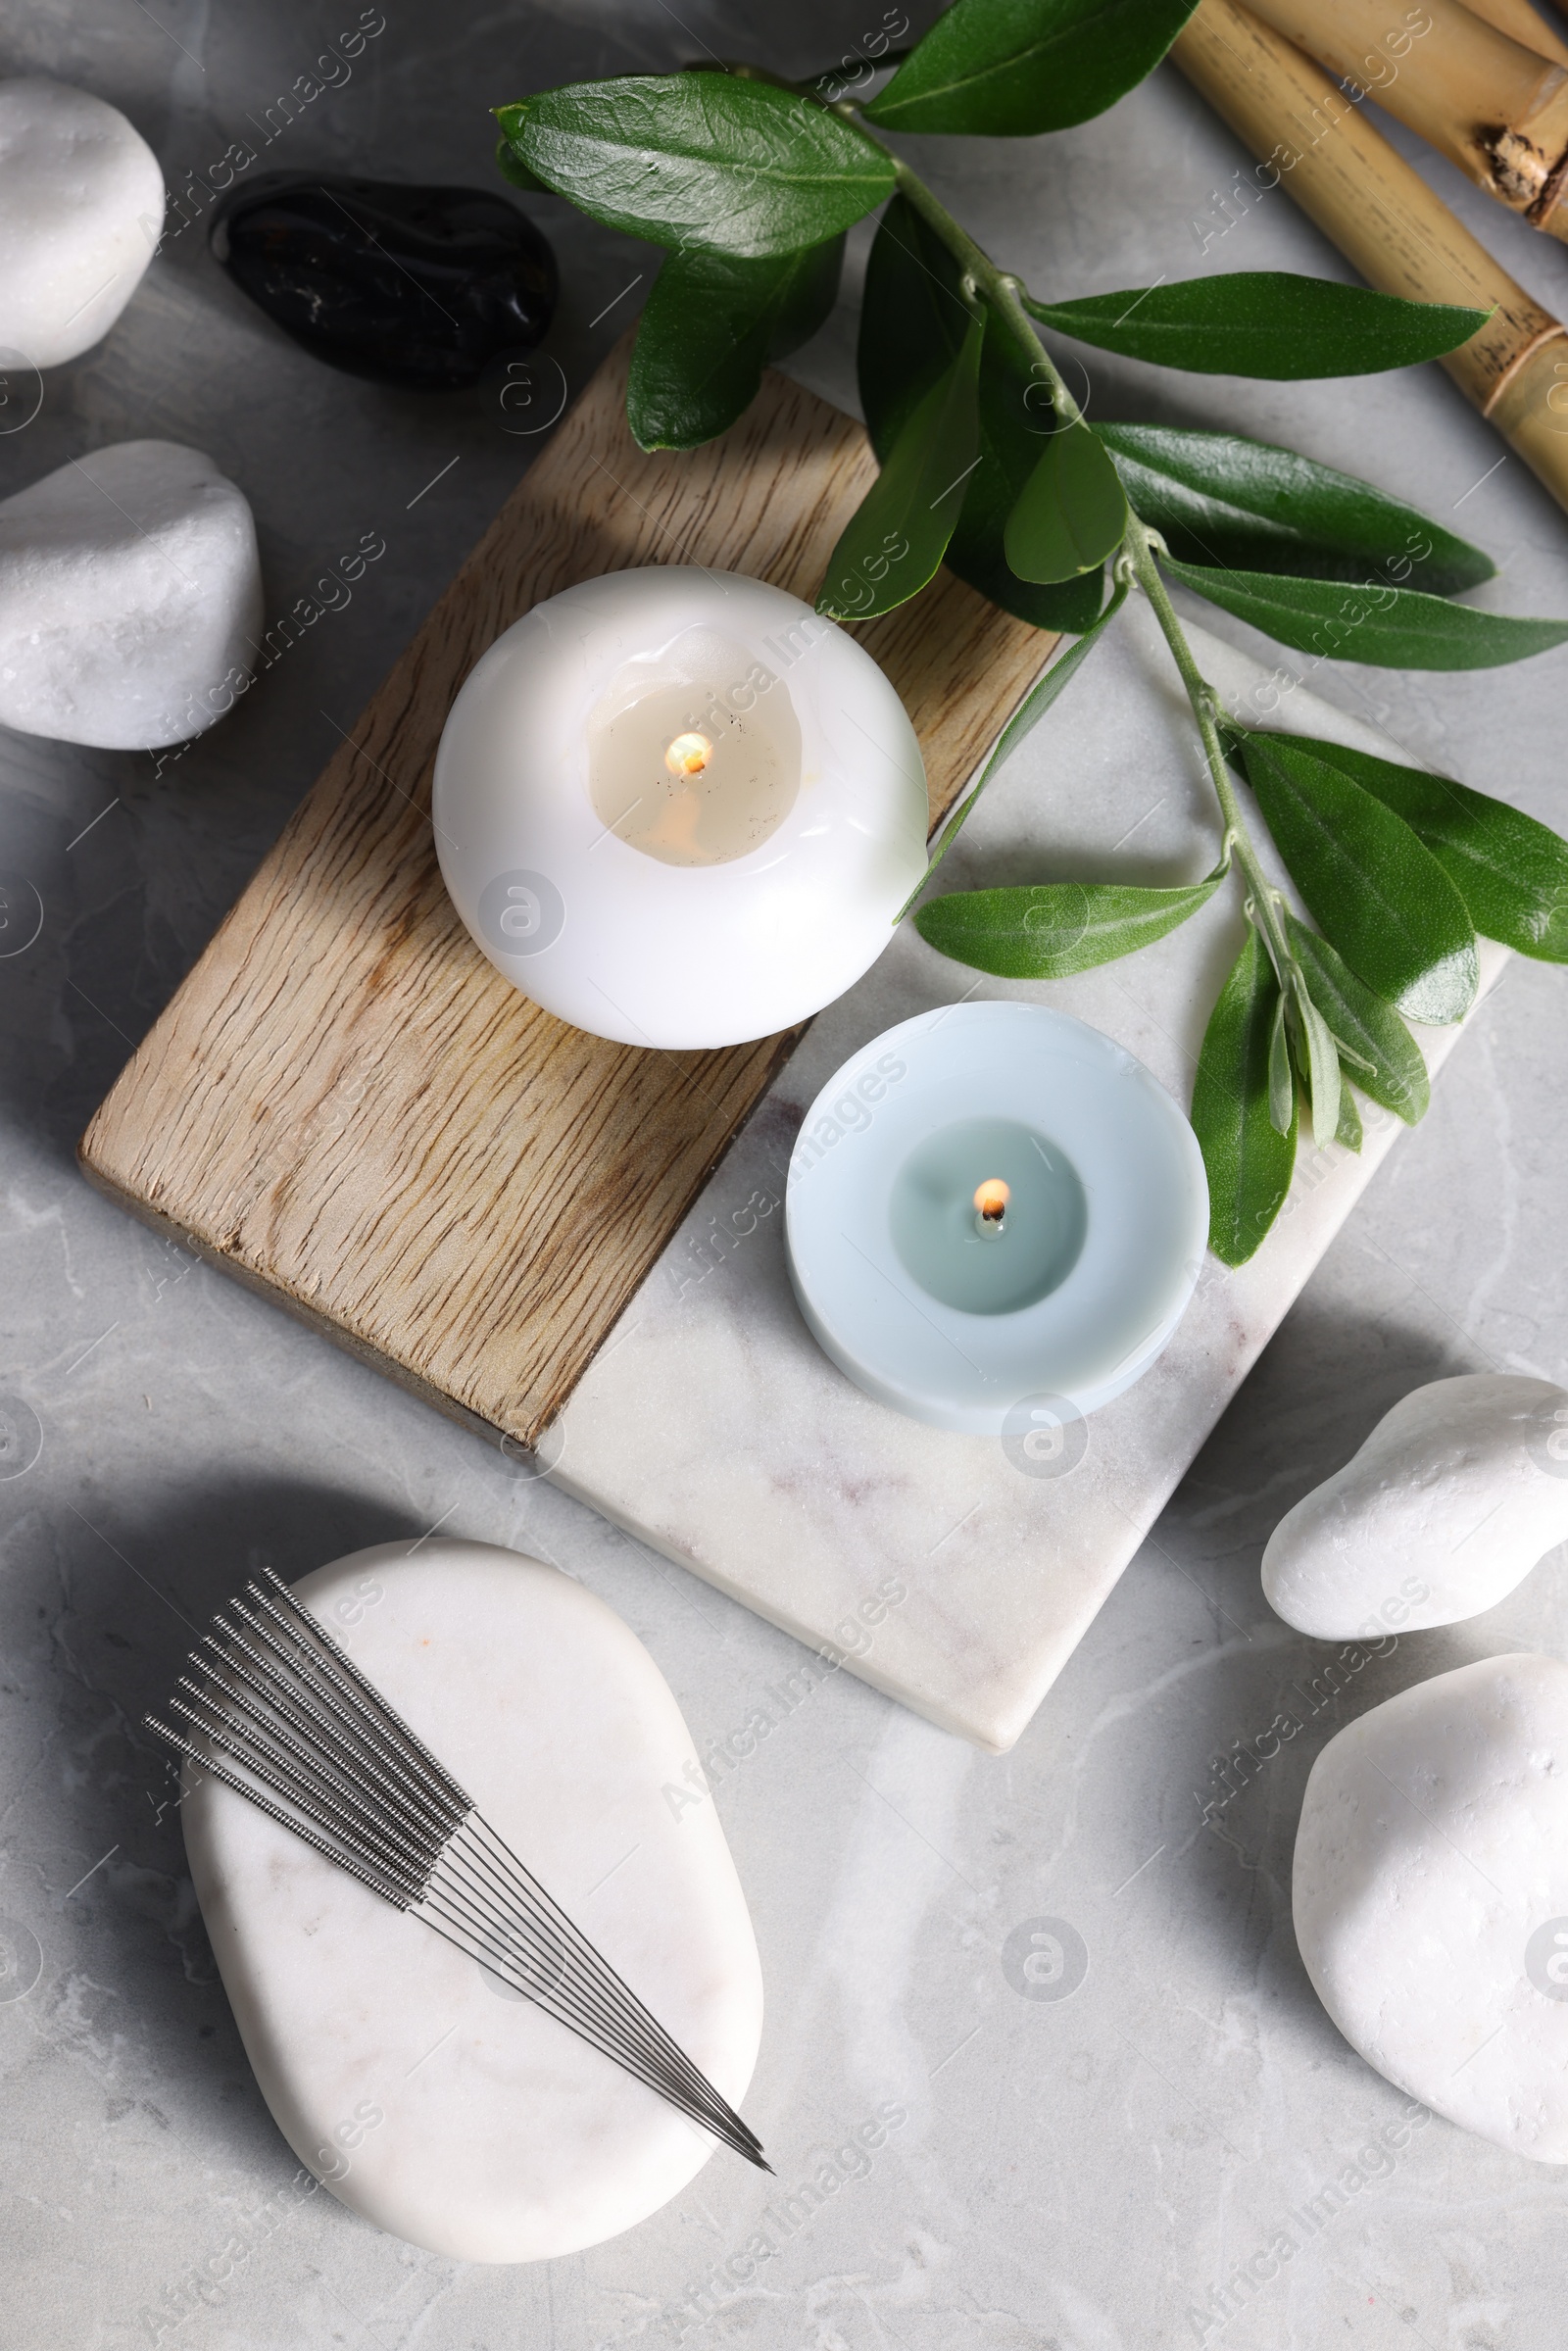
0, 78, 164, 367
1294, 1651, 1568, 2162
181, 1541, 764, 2262
0, 440, 263, 750
1262, 1374, 1568, 1640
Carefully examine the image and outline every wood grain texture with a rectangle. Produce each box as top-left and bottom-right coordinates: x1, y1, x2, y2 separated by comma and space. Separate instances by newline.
80, 341, 1061, 1449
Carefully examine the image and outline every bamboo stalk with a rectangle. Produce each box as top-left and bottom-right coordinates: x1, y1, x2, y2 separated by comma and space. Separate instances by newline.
1240, 0, 1568, 232
1459, 0, 1568, 73
1170, 0, 1568, 514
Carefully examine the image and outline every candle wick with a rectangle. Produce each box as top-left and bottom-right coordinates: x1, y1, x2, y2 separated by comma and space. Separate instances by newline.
973, 1177, 1009, 1241
664, 730, 712, 779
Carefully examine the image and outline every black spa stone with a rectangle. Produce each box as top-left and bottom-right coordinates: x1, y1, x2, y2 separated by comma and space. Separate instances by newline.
209, 173, 558, 391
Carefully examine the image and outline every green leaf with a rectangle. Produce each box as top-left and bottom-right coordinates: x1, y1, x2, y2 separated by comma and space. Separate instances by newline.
1336, 1084, 1364, 1152
1004, 421, 1128, 583
494, 136, 549, 194
1286, 912, 1430, 1122
1266, 991, 1294, 1136
1166, 554, 1568, 670
864, 0, 1200, 135
1096, 423, 1493, 594
818, 307, 984, 621
950, 316, 1106, 629
1027, 274, 1488, 378
856, 195, 969, 451
627, 237, 843, 451
913, 861, 1224, 976
494, 77, 894, 258
858, 196, 1104, 634
1290, 976, 1342, 1149
1235, 732, 1478, 1022
1192, 925, 1297, 1267
1271, 735, 1568, 961
906, 573, 1131, 908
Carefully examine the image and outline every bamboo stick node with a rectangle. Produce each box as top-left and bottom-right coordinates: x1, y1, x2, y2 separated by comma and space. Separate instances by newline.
1241, 0, 1568, 234
1170, 0, 1568, 516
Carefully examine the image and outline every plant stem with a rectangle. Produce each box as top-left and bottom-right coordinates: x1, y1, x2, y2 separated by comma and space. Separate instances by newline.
890, 163, 1070, 394
882, 143, 1294, 975
1123, 516, 1295, 979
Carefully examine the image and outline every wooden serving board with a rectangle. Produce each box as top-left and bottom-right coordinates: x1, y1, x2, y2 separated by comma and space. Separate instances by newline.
79, 344, 1059, 1450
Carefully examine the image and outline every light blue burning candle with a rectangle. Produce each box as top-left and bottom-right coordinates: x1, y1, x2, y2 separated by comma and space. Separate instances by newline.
784, 1003, 1208, 1434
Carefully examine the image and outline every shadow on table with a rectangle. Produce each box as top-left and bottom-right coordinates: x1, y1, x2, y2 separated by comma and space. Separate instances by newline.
1140, 1298, 1513, 2057
30, 1474, 426, 2183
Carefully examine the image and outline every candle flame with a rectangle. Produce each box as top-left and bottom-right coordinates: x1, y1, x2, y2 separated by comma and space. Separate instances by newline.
664, 730, 712, 778
973, 1179, 1010, 1223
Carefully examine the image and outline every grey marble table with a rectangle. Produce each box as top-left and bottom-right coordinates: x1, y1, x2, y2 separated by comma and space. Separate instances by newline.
2, 3, 1567, 2345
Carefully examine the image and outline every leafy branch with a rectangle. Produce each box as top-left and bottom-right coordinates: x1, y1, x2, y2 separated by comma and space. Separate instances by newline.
494, 0, 1568, 1264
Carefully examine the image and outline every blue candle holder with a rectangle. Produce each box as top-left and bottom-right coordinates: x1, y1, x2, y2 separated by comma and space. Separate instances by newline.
784, 1003, 1209, 1434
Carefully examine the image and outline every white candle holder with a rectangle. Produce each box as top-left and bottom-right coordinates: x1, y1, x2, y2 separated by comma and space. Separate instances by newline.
432, 566, 929, 1050
784, 1003, 1209, 1435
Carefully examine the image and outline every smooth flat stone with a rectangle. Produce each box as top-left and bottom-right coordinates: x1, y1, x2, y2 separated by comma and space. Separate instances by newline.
0, 439, 263, 750
1263, 1373, 1568, 1638
181, 1540, 762, 2262
210, 174, 558, 390
1295, 1651, 1568, 2163
0, 77, 163, 367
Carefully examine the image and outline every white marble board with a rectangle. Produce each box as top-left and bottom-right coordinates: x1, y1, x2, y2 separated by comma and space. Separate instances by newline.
550, 599, 1504, 1750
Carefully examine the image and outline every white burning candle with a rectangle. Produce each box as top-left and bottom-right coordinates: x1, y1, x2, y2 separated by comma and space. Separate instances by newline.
433, 567, 929, 1050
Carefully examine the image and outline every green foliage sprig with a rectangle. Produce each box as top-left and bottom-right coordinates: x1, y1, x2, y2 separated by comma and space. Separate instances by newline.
495, 0, 1568, 1263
